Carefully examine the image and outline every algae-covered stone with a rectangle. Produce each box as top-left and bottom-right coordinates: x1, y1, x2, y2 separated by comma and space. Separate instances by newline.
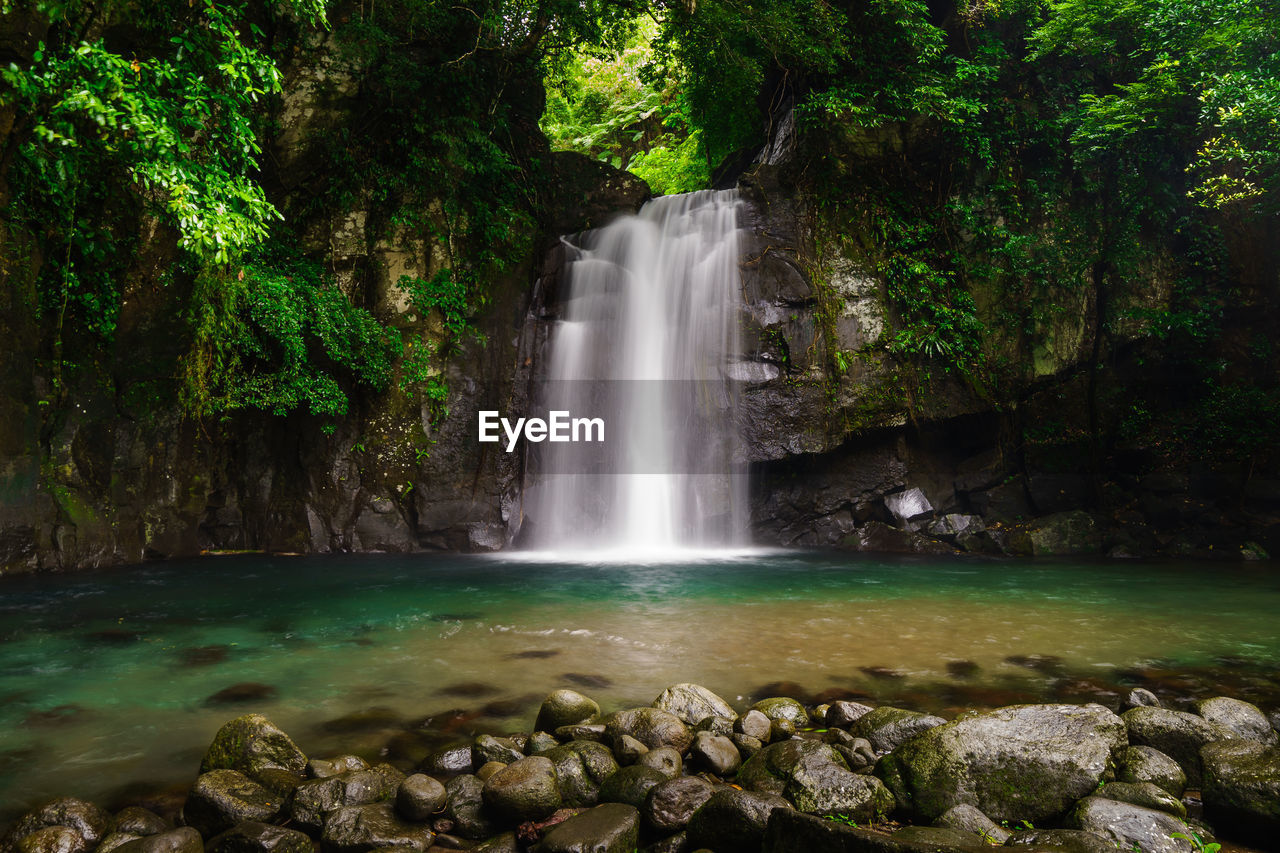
537, 803, 639, 853
686, 788, 790, 853
5, 799, 110, 851
544, 740, 619, 807
320, 803, 435, 852
535, 690, 600, 733
634, 746, 682, 779
1066, 797, 1194, 853
737, 739, 893, 821
875, 703, 1125, 823
481, 755, 561, 823
289, 768, 399, 830
442, 775, 497, 840
598, 765, 667, 810
395, 774, 446, 822
14, 827, 90, 853
1194, 696, 1279, 746
847, 706, 945, 754
1201, 740, 1280, 841
690, 731, 741, 776
934, 803, 1009, 843
751, 698, 809, 729
644, 776, 714, 833
183, 770, 282, 837
206, 822, 311, 853
1116, 745, 1186, 796
1122, 705, 1237, 786
200, 714, 307, 780
1006, 828, 1119, 853
110, 829, 203, 853
1097, 782, 1186, 818
652, 684, 737, 726
604, 708, 693, 753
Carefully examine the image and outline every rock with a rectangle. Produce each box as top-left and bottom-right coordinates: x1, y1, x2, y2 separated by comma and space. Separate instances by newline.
686, 788, 791, 853
643, 777, 715, 834
1121, 688, 1162, 711
206, 822, 311, 853
1005, 828, 1119, 853
640, 831, 687, 853
396, 774, 446, 821
544, 740, 619, 807
200, 715, 307, 781
615, 735, 648, 765
735, 710, 773, 741
598, 765, 668, 810
473, 734, 525, 766
537, 803, 639, 853
111, 808, 169, 837
321, 803, 435, 852
6, 799, 111, 849
110, 829, 203, 853
876, 703, 1126, 823
1007, 510, 1103, 555
891, 826, 981, 845
1097, 782, 1186, 818
481, 755, 561, 823
307, 755, 369, 779
652, 684, 737, 726
934, 803, 1009, 843
1201, 740, 1280, 841
288, 768, 399, 830
1066, 797, 1194, 853
770, 718, 796, 741
690, 732, 741, 776
634, 747, 682, 779
759, 808, 989, 853
1116, 746, 1187, 796
824, 702, 874, 729
182, 770, 281, 837
884, 488, 932, 525
95, 834, 143, 853
927, 514, 984, 540
693, 716, 735, 737
733, 733, 765, 759
737, 739, 894, 821
546, 151, 651, 235
604, 708, 693, 754
476, 761, 505, 781
421, 745, 473, 776
847, 707, 945, 755
473, 832, 519, 853
13, 827, 90, 853
556, 724, 608, 743
751, 698, 809, 729
1194, 696, 1279, 745
526, 731, 560, 755
442, 775, 498, 840
536, 690, 601, 734
1122, 705, 1238, 786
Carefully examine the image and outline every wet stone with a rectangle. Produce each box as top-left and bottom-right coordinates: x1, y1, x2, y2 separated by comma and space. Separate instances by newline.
14, 827, 90, 853
321, 803, 435, 853
615, 734, 648, 765
643, 776, 714, 834
182, 769, 281, 837
690, 731, 741, 776
396, 774, 446, 822
598, 766, 668, 810
308, 756, 369, 779
824, 701, 873, 728
473, 734, 524, 766
750, 697, 809, 729
537, 803, 639, 853
1122, 688, 1163, 711
1116, 745, 1187, 796
205, 822, 311, 853
634, 747, 682, 779
442, 775, 498, 840
481, 756, 562, 823
421, 745, 473, 776
111, 829, 204, 853
112, 808, 169, 837
734, 710, 772, 742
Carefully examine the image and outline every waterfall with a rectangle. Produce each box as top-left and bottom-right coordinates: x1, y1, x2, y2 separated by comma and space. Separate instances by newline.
523, 189, 748, 555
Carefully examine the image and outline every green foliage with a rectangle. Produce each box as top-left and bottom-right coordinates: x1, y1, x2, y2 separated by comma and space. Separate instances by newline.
1172, 832, 1222, 853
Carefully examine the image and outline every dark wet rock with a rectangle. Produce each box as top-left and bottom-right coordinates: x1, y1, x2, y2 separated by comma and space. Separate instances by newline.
321, 803, 435, 852
1096, 781, 1186, 818
481, 696, 537, 719
320, 707, 402, 734
824, 702, 874, 728
1194, 696, 1279, 745
652, 684, 737, 726
473, 735, 524, 767
847, 707, 945, 755
396, 774, 446, 822
859, 666, 905, 682
288, 767, 400, 830
200, 715, 307, 780
615, 735, 648, 765
1201, 740, 1280, 841
251, 768, 304, 799
112, 808, 169, 837
1121, 688, 1162, 711
752, 682, 813, 704
111, 829, 203, 853
179, 646, 230, 667
751, 698, 809, 729
482, 756, 561, 822
1116, 745, 1186, 796
96, 833, 142, 853
945, 661, 979, 679
1065, 797, 1193, 853
182, 770, 281, 837
634, 747, 682, 779
6, 798, 111, 848
876, 703, 1126, 823
934, 803, 1009, 843
1004, 654, 1065, 676
759, 808, 989, 853
507, 650, 560, 659
555, 724, 607, 743
561, 674, 612, 689
640, 830, 687, 853
526, 732, 560, 755
204, 684, 278, 708
544, 740, 619, 808
24, 705, 91, 728
598, 766, 667, 810
472, 832, 519, 852
1006, 510, 1103, 556
440, 681, 498, 698
1005, 828, 1118, 853
1122, 705, 1238, 786
770, 718, 796, 741
690, 732, 741, 776
385, 732, 433, 767
442, 775, 498, 840
537, 803, 639, 853
737, 739, 894, 820
733, 733, 765, 759
687, 788, 791, 853
736, 710, 772, 741
12, 827, 90, 853
475, 760, 505, 781
643, 776, 715, 834
840, 521, 955, 555
692, 716, 735, 737
604, 708, 692, 754
206, 822, 310, 853
87, 629, 144, 646
308, 756, 369, 779
421, 746, 473, 776
891, 826, 982, 845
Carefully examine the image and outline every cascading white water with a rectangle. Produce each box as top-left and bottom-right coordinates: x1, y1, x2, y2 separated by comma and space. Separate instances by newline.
524, 189, 747, 554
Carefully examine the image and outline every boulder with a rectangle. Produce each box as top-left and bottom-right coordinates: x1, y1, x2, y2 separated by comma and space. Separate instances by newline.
736, 709, 774, 741
481, 756, 561, 823
693, 716, 735, 737
320, 803, 435, 852
643, 777, 715, 833
1066, 797, 1194, 853
442, 775, 498, 840
825, 702, 874, 729
205, 822, 311, 853
690, 732, 741, 776
1200, 740, 1280, 841
473, 734, 525, 766
182, 770, 281, 837
634, 747, 682, 779
891, 826, 982, 845
847, 707, 945, 755
112, 808, 169, 837
933, 803, 1009, 843
421, 745, 473, 776
598, 765, 668, 810
288, 768, 399, 830
1096, 781, 1186, 818
760, 808, 990, 853
94, 833, 140, 853
751, 698, 809, 729
1116, 745, 1186, 796
543, 740, 619, 807
537, 803, 639, 853
652, 684, 737, 726
1006, 510, 1103, 555
109, 830, 203, 853
1121, 688, 1162, 712
395, 774, 446, 822
535, 690, 601, 733
5, 799, 110, 850
1122, 706, 1238, 786
687, 789, 791, 853
875, 703, 1125, 823
737, 739, 894, 821
13, 828, 91, 853
1005, 828, 1119, 853
603, 708, 692, 753
200, 715, 307, 780
1194, 697, 1279, 746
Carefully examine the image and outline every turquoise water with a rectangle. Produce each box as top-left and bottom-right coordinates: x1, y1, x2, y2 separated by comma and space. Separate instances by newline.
1, 551, 1278, 817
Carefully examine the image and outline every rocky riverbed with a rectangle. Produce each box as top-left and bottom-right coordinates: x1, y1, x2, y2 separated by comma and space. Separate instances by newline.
3, 682, 1278, 853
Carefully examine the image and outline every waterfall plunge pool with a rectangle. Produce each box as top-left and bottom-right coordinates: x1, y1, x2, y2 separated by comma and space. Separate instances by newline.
1, 550, 1278, 818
